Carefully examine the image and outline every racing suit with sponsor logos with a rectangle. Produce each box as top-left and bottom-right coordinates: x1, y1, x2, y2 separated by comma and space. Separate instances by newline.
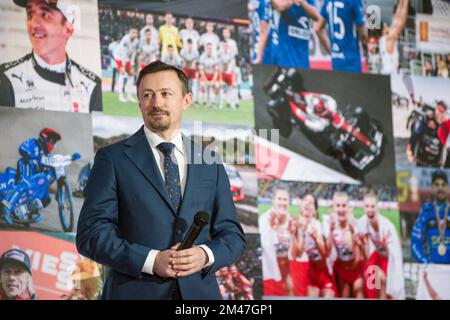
409, 116, 442, 167
0, 52, 102, 112
16, 138, 46, 179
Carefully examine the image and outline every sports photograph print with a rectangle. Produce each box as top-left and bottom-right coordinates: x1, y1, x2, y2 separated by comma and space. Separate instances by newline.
0, 107, 93, 232
254, 65, 395, 185
258, 180, 404, 299
0, 0, 103, 113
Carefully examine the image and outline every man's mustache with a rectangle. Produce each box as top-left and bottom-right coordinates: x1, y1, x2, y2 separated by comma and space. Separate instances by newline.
148, 107, 170, 116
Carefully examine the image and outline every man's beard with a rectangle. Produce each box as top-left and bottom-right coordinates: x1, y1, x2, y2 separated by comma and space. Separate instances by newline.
437, 194, 448, 202
146, 107, 170, 132
148, 119, 170, 132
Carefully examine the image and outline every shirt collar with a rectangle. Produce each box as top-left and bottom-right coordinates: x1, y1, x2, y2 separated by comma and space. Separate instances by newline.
33, 51, 66, 73
144, 125, 184, 155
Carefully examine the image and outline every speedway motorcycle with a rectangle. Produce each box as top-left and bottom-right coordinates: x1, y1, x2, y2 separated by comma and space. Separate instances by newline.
0, 153, 80, 232
73, 160, 93, 198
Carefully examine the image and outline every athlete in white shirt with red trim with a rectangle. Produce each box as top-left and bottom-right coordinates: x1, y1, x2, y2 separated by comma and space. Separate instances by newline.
161, 44, 184, 69
218, 41, 238, 109
180, 17, 200, 50
220, 28, 238, 57
139, 13, 159, 48
290, 194, 336, 297
358, 193, 402, 299
180, 38, 200, 103
138, 29, 159, 70
199, 22, 220, 56
324, 192, 364, 298
198, 43, 220, 108
113, 27, 139, 102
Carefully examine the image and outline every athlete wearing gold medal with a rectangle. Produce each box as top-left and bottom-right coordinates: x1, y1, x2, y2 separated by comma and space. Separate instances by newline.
411, 170, 450, 264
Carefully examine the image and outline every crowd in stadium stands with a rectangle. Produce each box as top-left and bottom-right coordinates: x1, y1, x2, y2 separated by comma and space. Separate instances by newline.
261, 182, 397, 203
365, 8, 450, 78
98, 8, 252, 108
422, 53, 450, 78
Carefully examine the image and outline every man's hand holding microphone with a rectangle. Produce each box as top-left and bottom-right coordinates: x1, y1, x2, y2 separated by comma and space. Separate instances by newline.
153, 211, 210, 278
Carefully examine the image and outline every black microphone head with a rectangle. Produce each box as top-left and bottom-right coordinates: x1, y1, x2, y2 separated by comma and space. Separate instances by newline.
194, 211, 210, 226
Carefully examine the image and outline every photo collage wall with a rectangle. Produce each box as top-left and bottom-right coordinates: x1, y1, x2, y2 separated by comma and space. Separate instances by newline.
0, 0, 449, 300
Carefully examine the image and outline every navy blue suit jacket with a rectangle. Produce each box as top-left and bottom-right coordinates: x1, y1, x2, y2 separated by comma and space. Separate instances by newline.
76, 126, 246, 299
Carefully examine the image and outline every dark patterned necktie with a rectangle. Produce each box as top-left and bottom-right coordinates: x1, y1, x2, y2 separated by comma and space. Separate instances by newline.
157, 142, 181, 211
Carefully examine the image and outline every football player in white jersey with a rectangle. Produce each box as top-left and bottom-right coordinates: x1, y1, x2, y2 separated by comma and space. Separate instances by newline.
161, 44, 183, 69
218, 41, 238, 109
198, 43, 220, 108
180, 17, 200, 50
199, 22, 220, 56
139, 13, 159, 48
0, 0, 102, 113
180, 38, 200, 103
138, 29, 159, 71
324, 192, 364, 298
220, 28, 238, 57
113, 27, 139, 102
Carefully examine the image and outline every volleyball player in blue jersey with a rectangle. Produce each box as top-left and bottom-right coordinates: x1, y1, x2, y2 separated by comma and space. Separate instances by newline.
315, 0, 367, 72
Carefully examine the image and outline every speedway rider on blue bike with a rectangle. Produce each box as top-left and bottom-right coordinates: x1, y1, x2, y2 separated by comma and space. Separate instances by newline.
1, 128, 61, 223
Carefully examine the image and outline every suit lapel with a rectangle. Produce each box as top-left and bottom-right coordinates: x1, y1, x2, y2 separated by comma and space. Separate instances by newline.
123, 127, 176, 216
179, 136, 204, 215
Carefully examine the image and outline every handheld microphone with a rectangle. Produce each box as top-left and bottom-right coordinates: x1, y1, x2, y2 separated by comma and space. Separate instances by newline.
177, 211, 210, 250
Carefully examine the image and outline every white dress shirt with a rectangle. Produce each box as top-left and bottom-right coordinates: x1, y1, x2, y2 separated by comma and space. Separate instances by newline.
141, 126, 214, 275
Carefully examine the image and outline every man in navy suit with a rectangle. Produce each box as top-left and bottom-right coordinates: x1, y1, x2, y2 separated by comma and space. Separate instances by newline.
76, 61, 246, 300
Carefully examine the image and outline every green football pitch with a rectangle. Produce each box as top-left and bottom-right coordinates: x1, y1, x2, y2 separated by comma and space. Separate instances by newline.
102, 92, 255, 126
258, 204, 401, 236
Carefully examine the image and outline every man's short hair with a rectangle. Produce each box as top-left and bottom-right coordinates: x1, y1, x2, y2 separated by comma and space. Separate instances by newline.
167, 44, 174, 49
136, 60, 190, 96
432, 170, 448, 185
